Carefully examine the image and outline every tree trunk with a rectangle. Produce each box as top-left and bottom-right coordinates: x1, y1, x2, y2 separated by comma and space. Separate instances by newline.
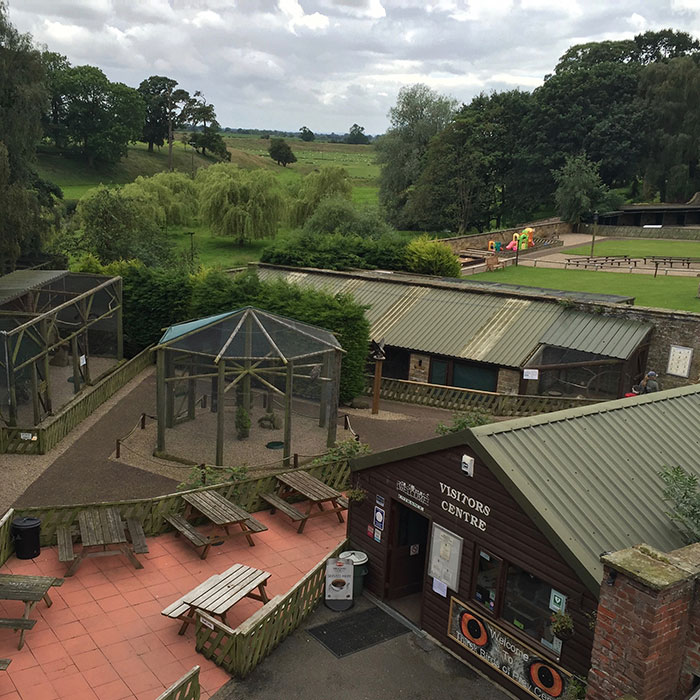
148, 141, 154, 153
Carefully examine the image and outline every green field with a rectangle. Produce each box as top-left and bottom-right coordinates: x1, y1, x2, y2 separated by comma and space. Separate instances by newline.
566, 239, 700, 257
470, 266, 700, 313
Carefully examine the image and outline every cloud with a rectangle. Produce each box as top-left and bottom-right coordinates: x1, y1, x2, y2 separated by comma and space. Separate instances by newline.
278, 0, 330, 32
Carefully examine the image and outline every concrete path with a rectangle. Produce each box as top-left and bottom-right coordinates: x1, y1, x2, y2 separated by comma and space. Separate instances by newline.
212, 596, 512, 700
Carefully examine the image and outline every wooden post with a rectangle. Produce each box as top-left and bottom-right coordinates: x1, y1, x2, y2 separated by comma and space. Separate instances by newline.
6, 335, 17, 427
372, 358, 384, 415
31, 362, 40, 426
70, 335, 81, 394
243, 312, 252, 410
326, 352, 341, 447
216, 359, 225, 466
283, 361, 293, 467
80, 298, 91, 386
187, 356, 196, 420
156, 348, 166, 453
41, 319, 52, 414
115, 278, 124, 361
319, 351, 331, 428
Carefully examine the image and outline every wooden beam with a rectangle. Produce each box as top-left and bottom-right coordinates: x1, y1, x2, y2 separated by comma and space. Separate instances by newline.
283, 361, 293, 467
216, 360, 225, 466
156, 349, 166, 452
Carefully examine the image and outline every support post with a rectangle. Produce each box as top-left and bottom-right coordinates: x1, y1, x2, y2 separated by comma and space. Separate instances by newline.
156, 348, 166, 453
31, 362, 40, 426
243, 312, 252, 410
116, 278, 124, 361
187, 356, 196, 420
319, 351, 331, 427
216, 359, 225, 466
372, 358, 384, 415
40, 319, 52, 414
165, 351, 174, 428
80, 298, 91, 385
70, 335, 81, 394
283, 361, 293, 467
590, 210, 599, 257
326, 352, 341, 447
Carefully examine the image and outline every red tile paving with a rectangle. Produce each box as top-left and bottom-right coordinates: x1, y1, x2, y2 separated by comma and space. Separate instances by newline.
0, 507, 346, 700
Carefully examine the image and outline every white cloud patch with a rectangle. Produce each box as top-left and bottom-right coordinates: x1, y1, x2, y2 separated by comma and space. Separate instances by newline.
188, 10, 227, 29
278, 0, 329, 32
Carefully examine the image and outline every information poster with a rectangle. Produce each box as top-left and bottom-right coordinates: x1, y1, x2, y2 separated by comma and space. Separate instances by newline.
428, 523, 463, 592
448, 597, 572, 699
325, 558, 354, 611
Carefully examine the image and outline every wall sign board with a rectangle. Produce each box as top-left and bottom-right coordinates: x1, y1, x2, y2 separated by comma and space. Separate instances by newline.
373, 506, 385, 532
428, 523, 463, 592
667, 345, 693, 377
523, 368, 539, 380
448, 597, 573, 699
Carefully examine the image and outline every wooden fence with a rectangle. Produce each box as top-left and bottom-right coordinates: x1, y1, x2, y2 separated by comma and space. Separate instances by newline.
370, 377, 600, 416
0, 347, 154, 455
1, 458, 351, 559
195, 540, 347, 677
0, 510, 14, 567
154, 666, 200, 700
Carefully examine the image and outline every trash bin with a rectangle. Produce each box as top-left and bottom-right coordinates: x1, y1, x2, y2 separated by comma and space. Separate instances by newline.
339, 550, 368, 597
11, 517, 41, 560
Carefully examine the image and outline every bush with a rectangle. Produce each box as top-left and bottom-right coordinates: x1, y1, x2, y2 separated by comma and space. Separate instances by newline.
436, 408, 491, 435
405, 235, 461, 277
235, 405, 250, 440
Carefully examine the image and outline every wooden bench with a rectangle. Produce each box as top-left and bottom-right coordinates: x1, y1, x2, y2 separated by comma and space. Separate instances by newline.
125, 518, 149, 554
0, 659, 10, 671
0, 618, 36, 650
164, 514, 219, 560
261, 492, 307, 523
56, 524, 75, 563
336, 496, 349, 510
243, 515, 268, 534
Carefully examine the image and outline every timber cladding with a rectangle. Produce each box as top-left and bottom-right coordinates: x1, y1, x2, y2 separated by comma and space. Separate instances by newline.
348, 445, 596, 697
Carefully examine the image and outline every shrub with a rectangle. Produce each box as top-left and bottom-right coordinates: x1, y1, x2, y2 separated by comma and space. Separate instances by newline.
405, 235, 461, 277
436, 408, 491, 435
235, 405, 251, 440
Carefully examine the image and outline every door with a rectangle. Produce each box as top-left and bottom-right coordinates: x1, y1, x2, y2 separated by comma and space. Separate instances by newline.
386, 500, 430, 600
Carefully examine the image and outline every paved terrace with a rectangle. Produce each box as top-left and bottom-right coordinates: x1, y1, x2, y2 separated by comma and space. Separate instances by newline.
0, 509, 346, 700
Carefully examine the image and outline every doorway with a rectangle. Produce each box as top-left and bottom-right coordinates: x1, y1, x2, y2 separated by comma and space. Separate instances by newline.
386, 500, 430, 625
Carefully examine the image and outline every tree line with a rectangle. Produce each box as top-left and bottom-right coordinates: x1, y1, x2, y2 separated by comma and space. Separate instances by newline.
377, 29, 700, 233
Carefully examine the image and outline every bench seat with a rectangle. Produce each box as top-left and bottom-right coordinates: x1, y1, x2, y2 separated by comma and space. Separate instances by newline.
164, 514, 217, 560
242, 516, 268, 534
56, 524, 75, 563
260, 493, 307, 521
0, 659, 10, 671
0, 618, 37, 651
126, 518, 149, 554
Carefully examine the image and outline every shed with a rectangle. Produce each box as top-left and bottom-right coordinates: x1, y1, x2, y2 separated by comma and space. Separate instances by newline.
347, 385, 700, 699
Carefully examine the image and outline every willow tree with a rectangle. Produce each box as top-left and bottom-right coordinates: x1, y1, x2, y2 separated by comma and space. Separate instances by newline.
196, 163, 286, 244
122, 171, 198, 228
289, 165, 352, 227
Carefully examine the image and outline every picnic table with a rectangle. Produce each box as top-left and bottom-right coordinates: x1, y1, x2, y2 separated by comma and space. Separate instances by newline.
59, 507, 148, 576
262, 470, 348, 534
0, 573, 63, 649
642, 255, 699, 268
566, 255, 636, 268
161, 563, 271, 634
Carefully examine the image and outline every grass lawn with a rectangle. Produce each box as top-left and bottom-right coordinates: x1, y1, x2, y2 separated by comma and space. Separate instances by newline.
469, 266, 700, 313
167, 224, 270, 269
566, 238, 700, 258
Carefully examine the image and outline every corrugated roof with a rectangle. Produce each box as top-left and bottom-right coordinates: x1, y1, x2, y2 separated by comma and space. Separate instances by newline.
540, 311, 652, 360
471, 385, 700, 590
0, 270, 69, 307
256, 266, 648, 368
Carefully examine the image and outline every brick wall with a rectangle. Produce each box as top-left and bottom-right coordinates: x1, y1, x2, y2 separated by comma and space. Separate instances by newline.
496, 368, 520, 394
587, 544, 700, 700
408, 353, 430, 383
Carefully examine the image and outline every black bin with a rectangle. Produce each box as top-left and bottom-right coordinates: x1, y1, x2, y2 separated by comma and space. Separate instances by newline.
12, 517, 41, 560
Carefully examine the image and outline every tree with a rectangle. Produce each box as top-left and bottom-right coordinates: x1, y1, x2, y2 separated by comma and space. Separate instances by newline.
268, 138, 297, 167
41, 51, 70, 149
186, 91, 228, 160
299, 126, 315, 142
288, 166, 352, 226
75, 186, 173, 266
303, 196, 392, 238
138, 75, 176, 152
404, 235, 461, 277
196, 163, 286, 243
345, 124, 369, 145
122, 171, 198, 228
553, 154, 616, 229
61, 65, 145, 166
659, 466, 700, 543
376, 84, 457, 227
639, 57, 700, 201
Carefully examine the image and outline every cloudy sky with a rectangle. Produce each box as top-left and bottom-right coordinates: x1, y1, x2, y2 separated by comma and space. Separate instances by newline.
10, 0, 700, 134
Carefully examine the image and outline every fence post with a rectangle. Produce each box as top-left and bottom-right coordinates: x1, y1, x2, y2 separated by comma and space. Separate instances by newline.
140, 413, 146, 429
116, 439, 120, 459
293, 453, 299, 469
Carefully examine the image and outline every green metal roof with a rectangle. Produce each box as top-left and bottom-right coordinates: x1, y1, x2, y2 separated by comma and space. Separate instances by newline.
351, 385, 700, 593
540, 311, 652, 360
470, 385, 700, 591
159, 311, 237, 344
256, 266, 650, 368
0, 270, 69, 307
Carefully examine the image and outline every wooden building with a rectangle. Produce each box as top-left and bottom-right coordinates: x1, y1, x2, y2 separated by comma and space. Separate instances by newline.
598, 203, 700, 227
347, 385, 700, 699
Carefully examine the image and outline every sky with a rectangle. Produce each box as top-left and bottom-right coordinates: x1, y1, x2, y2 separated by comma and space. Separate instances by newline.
10, 0, 700, 135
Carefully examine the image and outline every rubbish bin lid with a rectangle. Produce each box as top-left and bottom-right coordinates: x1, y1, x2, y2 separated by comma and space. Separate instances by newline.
12, 517, 40, 529
340, 550, 368, 565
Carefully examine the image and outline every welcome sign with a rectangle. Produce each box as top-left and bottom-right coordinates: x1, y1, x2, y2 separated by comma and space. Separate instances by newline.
447, 598, 573, 699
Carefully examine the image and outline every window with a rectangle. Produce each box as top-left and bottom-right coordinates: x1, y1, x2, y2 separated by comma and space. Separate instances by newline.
502, 564, 558, 648
473, 550, 500, 613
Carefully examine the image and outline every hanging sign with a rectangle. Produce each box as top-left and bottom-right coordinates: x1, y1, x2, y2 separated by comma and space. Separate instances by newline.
523, 368, 539, 380
428, 523, 463, 592
80, 354, 87, 367
448, 598, 573, 699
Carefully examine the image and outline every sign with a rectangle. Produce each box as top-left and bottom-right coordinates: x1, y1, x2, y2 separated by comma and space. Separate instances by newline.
439, 481, 490, 533
19, 432, 36, 441
461, 454, 474, 477
428, 523, 463, 592
549, 590, 566, 613
199, 616, 214, 630
522, 368, 539, 380
373, 506, 385, 532
79, 354, 87, 367
432, 578, 448, 597
667, 345, 693, 378
325, 558, 354, 611
366, 524, 374, 538
448, 598, 573, 699
410, 544, 419, 556
376, 495, 385, 507
373, 529, 382, 543
397, 493, 424, 512
396, 480, 429, 506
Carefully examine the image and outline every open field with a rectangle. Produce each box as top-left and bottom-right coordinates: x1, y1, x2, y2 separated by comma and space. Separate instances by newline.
36, 141, 213, 201
566, 238, 700, 258
470, 266, 700, 313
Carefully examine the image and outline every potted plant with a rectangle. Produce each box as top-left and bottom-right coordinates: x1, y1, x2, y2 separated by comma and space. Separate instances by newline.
550, 611, 574, 640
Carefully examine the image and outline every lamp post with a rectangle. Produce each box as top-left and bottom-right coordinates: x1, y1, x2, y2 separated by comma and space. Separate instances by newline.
590, 210, 599, 257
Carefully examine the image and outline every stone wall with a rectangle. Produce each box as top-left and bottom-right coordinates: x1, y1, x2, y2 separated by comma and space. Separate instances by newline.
496, 368, 520, 394
587, 544, 700, 700
408, 353, 430, 383
582, 223, 700, 241
441, 219, 572, 253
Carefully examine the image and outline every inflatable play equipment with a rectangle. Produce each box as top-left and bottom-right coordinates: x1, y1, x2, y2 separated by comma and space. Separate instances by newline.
505, 228, 536, 252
